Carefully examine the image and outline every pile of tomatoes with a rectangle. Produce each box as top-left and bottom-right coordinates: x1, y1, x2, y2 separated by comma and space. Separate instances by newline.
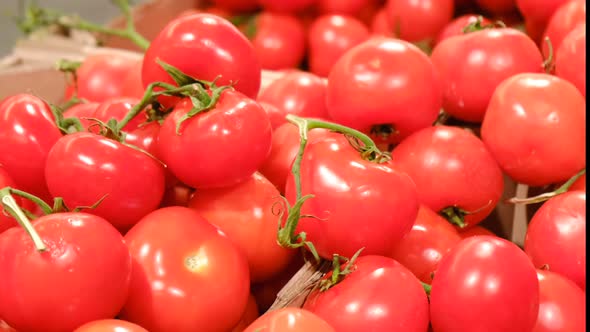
0, 0, 586, 331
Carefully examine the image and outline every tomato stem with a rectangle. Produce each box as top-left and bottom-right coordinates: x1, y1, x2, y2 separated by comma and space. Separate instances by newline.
542, 37, 555, 73
319, 248, 364, 292
0, 188, 47, 252
508, 168, 586, 205
421, 282, 432, 296
439, 206, 468, 228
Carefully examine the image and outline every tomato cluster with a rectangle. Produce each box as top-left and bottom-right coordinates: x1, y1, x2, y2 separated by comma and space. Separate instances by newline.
0, 0, 586, 331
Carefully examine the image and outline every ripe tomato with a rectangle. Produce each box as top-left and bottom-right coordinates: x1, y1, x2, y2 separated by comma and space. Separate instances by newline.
74, 319, 148, 332
258, 70, 331, 122
430, 28, 544, 122
541, 0, 586, 58
481, 73, 586, 186
385, 0, 454, 43
285, 133, 419, 259
474, 0, 516, 14
390, 205, 462, 283
249, 12, 306, 70
45, 132, 166, 231
326, 37, 442, 144
435, 14, 492, 45
525, 190, 586, 290
230, 294, 259, 332
92, 97, 145, 132
390, 125, 504, 228
317, 0, 373, 16
210, 0, 259, 12
258, 101, 288, 130
157, 90, 272, 189
458, 225, 496, 239
188, 172, 296, 282
370, 8, 394, 36
0, 213, 132, 332
0, 321, 15, 332
308, 15, 370, 77
555, 24, 586, 97
429, 236, 540, 332
120, 206, 250, 332
159, 182, 194, 207
142, 13, 261, 103
0, 94, 62, 203
0, 167, 20, 234
244, 308, 335, 332
304, 255, 429, 332
569, 172, 586, 192
63, 102, 100, 130
257, 0, 317, 13
516, 0, 570, 26
533, 269, 586, 332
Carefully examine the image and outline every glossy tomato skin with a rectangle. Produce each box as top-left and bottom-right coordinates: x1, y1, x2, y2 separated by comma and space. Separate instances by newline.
45, 132, 166, 231
74, 319, 148, 332
542, 0, 586, 58
390, 205, 462, 283
0, 321, 15, 332
0, 94, 62, 202
435, 14, 492, 44
327, 37, 442, 144
258, 0, 317, 13
0, 213, 132, 332
555, 24, 586, 97
188, 172, 296, 282
308, 15, 370, 77
244, 308, 335, 332
458, 225, 496, 239
385, 0, 454, 43
0, 167, 20, 234
92, 98, 145, 132
481, 73, 586, 186
569, 173, 586, 192
390, 126, 504, 228
258, 101, 288, 130
429, 236, 540, 332
370, 8, 393, 36
304, 255, 429, 332
525, 191, 586, 290
120, 206, 250, 332
318, 0, 372, 16
285, 133, 419, 259
63, 102, 100, 130
157, 90, 272, 189
431, 28, 544, 122
141, 14, 261, 100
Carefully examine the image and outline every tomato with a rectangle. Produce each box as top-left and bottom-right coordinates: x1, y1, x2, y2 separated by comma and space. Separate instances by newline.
390, 205, 462, 283
65, 54, 141, 103
188, 172, 296, 282
92, 98, 145, 132
474, 0, 516, 14
317, 0, 373, 16
326, 37, 442, 144
141, 13, 261, 105
0, 94, 62, 203
250, 254, 305, 312
120, 59, 145, 100
429, 236, 540, 332
390, 125, 504, 228
525, 190, 586, 290
533, 269, 586, 332
45, 132, 166, 231
210, 0, 259, 12
230, 294, 259, 332
569, 173, 586, 192
120, 206, 250, 332
249, 12, 306, 70
304, 255, 429, 332
157, 90, 272, 189
258, 70, 331, 123
159, 182, 194, 207
0, 321, 15, 332
385, 0, 454, 43
516, 0, 570, 26
63, 102, 100, 130
430, 28, 544, 123
258, 101, 287, 130
285, 133, 419, 259
555, 24, 586, 97
541, 0, 586, 58
257, 0, 317, 13
481, 73, 586, 186
245, 308, 335, 332
308, 15, 370, 77
370, 8, 394, 36
0, 167, 20, 234
435, 14, 492, 45
458, 225, 496, 239
0, 213, 132, 332
74, 319, 148, 332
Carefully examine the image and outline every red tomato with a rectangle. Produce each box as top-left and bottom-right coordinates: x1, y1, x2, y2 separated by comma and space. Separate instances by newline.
120, 59, 145, 100
92, 98, 145, 132
258, 70, 330, 122
257, 0, 317, 13
317, 0, 373, 15
327, 37, 442, 144
141, 14, 261, 104
542, 0, 586, 58
475, 0, 516, 14
0, 94, 62, 203
45, 132, 166, 231
431, 28, 544, 122
65, 54, 141, 103
210, 0, 259, 12
258, 101, 287, 130
429, 236, 540, 332
120, 207, 250, 332
385, 0, 454, 43
308, 15, 370, 77
390, 205, 462, 283
74, 319, 148, 332
0, 213, 132, 332
525, 190, 586, 290
435, 14, 492, 44
157, 90, 272, 189
569, 173, 586, 192
63, 102, 100, 130
159, 182, 194, 207
0, 321, 15, 332
285, 133, 419, 259
390, 126, 504, 228
188, 172, 296, 282
534, 269, 586, 332
304, 255, 429, 332
230, 294, 259, 332
245, 308, 335, 332
481, 73, 586, 186
0, 167, 20, 234
370, 8, 394, 36
516, 0, 570, 26
555, 24, 586, 97
250, 12, 306, 70
458, 225, 496, 239
524, 17, 548, 44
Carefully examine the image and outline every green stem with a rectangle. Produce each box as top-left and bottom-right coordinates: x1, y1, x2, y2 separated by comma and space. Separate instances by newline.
421, 282, 432, 296
508, 169, 586, 205
439, 206, 467, 228
7, 188, 53, 215
0, 188, 47, 251
542, 37, 555, 73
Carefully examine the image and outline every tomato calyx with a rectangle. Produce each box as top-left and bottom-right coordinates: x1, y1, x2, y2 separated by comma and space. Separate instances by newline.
319, 248, 364, 291
439, 206, 469, 228
508, 168, 586, 205
369, 123, 400, 143
462, 17, 506, 34
0, 187, 47, 251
